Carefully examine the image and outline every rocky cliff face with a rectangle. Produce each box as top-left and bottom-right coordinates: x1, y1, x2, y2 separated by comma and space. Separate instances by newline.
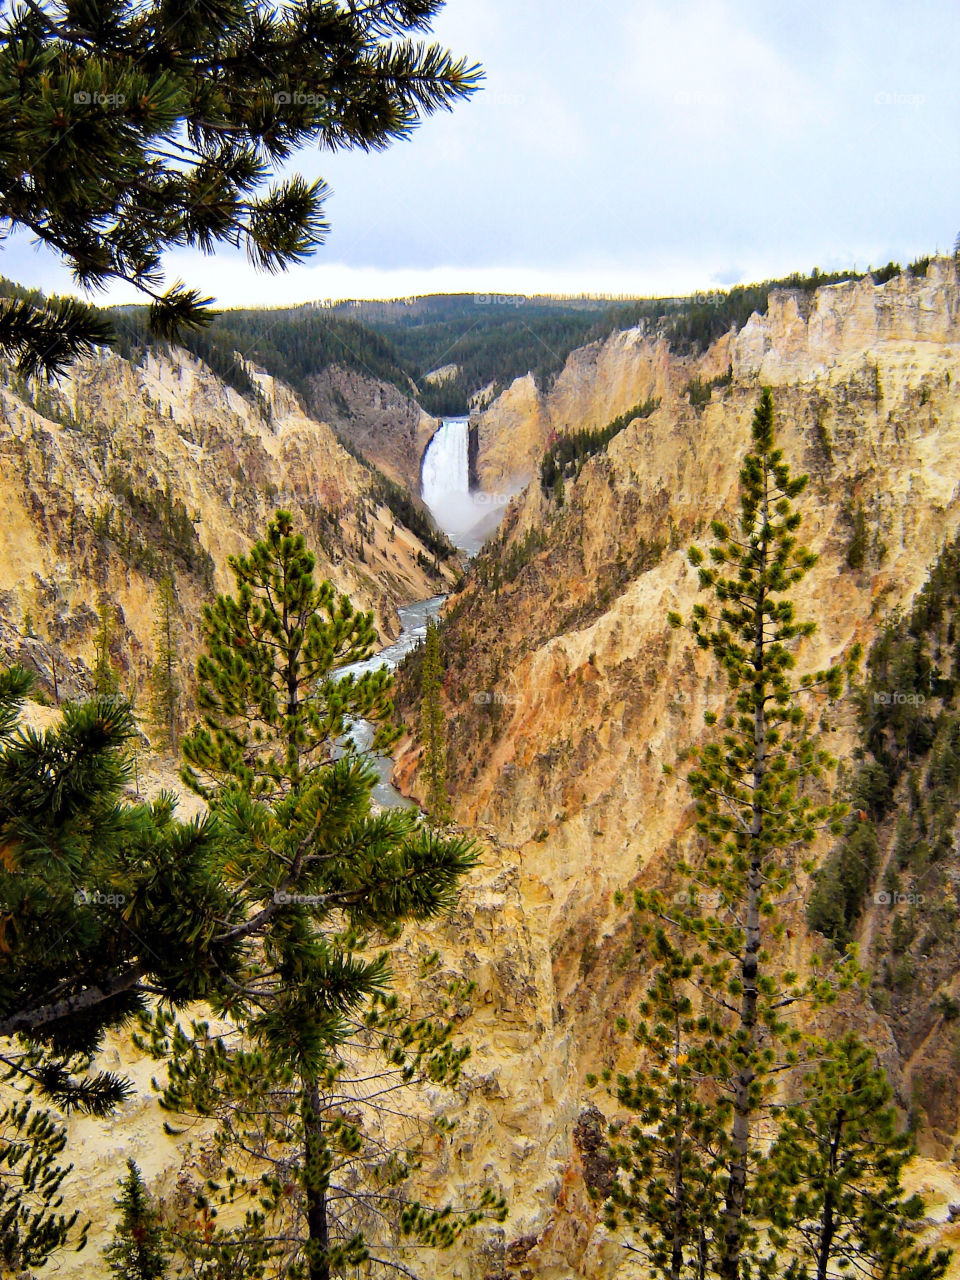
306, 362, 438, 492
390, 258, 960, 1275
473, 323, 733, 492
0, 344, 458, 711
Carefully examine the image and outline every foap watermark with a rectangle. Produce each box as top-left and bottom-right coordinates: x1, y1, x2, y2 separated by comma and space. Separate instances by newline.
473, 492, 512, 507
661, 292, 727, 309
874, 890, 925, 907
473, 689, 523, 708
474, 294, 527, 307
74, 90, 125, 105
874, 91, 925, 108
74, 889, 126, 906
673, 90, 727, 109
274, 90, 328, 106
674, 890, 727, 910
486, 91, 527, 108
274, 890, 325, 906
652, 487, 698, 505
873, 690, 926, 705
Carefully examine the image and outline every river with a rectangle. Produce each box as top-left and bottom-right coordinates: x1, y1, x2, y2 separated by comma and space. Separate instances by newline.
339, 419, 514, 807
336, 594, 446, 809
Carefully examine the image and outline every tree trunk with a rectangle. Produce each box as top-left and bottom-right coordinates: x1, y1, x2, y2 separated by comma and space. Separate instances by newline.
817, 1194, 838, 1280
720, 858, 760, 1279
280, 553, 302, 781
671, 1009, 685, 1280
165, 586, 176, 753
720, 473, 769, 1280
816, 1110, 845, 1280
697, 1221, 708, 1280
303, 1080, 331, 1280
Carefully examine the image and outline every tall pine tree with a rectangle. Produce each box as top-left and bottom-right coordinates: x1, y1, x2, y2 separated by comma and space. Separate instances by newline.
92, 599, 121, 697
162, 511, 496, 1279
149, 572, 180, 755
609, 388, 944, 1279
607, 389, 863, 1279
661, 386, 854, 1279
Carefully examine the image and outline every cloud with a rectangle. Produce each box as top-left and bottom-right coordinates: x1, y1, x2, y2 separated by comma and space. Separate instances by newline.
617, 0, 832, 137
1, 0, 956, 305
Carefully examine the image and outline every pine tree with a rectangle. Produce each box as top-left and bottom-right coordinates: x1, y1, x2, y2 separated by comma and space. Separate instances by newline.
180, 509, 400, 799
420, 619, 451, 823
1, 510, 493, 1278
0, 662, 266, 1275
92, 599, 121, 697
604, 928, 727, 1280
758, 1035, 950, 1280
104, 1160, 170, 1280
0, 2, 481, 377
0, 662, 242, 1104
149, 572, 180, 754
616, 388, 861, 1280
164, 511, 496, 1279
145, 980, 504, 1280
0, 1095, 87, 1273
663, 387, 855, 1279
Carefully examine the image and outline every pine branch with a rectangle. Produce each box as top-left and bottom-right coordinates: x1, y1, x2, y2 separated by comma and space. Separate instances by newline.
0, 295, 113, 380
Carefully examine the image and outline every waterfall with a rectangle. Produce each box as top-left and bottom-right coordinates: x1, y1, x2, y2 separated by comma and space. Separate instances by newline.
421, 418, 470, 509
420, 417, 515, 556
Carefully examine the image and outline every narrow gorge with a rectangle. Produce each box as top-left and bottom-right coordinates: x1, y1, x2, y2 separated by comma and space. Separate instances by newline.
4, 263, 960, 1280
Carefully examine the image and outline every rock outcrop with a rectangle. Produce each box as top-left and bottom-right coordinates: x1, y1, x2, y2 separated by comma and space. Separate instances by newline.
305, 362, 438, 492
473, 323, 733, 492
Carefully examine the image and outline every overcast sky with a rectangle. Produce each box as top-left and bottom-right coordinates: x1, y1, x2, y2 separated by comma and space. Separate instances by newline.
6, 0, 959, 305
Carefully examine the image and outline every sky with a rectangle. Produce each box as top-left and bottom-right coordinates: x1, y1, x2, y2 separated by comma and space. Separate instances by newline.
5, 0, 960, 306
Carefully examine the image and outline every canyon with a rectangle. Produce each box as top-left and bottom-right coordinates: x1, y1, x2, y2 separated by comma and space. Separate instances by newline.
4, 262, 960, 1278
394, 259, 960, 1275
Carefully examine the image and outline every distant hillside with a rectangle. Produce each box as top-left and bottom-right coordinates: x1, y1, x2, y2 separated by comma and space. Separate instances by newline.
98, 263, 915, 420
2, 260, 924, 438
332, 269, 906, 414
108, 303, 412, 404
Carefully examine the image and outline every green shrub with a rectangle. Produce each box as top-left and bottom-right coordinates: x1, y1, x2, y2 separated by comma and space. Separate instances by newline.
870, 261, 902, 285
684, 367, 732, 410
97, 470, 213, 583
808, 821, 879, 948
540, 398, 659, 494
845, 500, 868, 570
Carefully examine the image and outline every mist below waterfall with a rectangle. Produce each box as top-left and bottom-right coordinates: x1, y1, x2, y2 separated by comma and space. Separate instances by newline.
421, 418, 513, 556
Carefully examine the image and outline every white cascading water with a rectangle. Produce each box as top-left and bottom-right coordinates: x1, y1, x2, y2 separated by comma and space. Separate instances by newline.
421, 418, 510, 556
421, 418, 470, 510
